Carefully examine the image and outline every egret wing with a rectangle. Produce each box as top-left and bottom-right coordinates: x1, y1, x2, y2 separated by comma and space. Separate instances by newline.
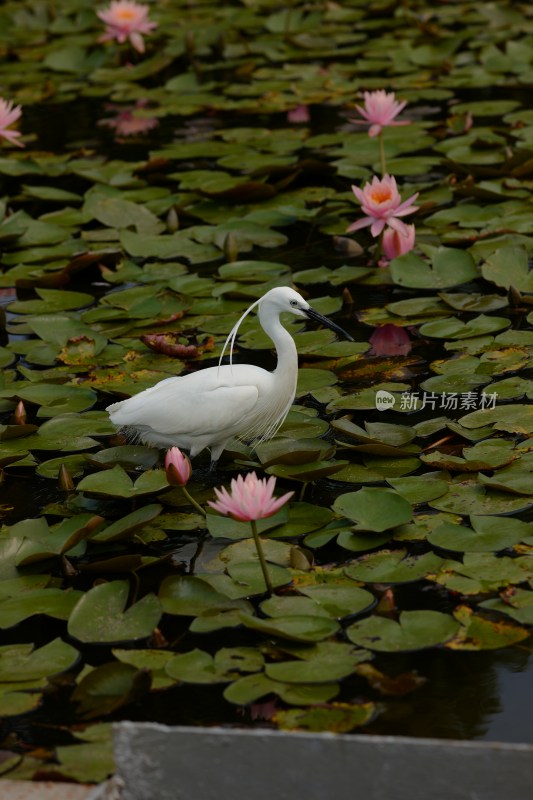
108, 374, 259, 437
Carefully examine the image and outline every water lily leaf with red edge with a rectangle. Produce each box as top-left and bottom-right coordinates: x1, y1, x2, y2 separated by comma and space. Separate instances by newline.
445, 605, 529, 650
430, 552, 533, 595
481, 589, 533, 625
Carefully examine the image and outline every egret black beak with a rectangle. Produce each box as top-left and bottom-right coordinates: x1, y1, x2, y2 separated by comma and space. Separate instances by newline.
304, 306, 354, 341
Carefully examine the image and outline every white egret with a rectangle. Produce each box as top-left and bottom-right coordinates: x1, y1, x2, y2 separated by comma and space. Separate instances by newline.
106, 286, 353, 465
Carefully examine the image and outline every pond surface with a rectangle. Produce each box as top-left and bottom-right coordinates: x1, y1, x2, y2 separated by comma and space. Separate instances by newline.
0, 0, 533, 784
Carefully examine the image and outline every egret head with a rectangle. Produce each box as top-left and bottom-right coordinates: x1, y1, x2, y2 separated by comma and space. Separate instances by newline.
260, 286, 354, 341
259, 286, 310, 318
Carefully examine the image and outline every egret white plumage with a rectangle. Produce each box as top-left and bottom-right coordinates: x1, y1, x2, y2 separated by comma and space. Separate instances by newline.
106, 286, 353, 465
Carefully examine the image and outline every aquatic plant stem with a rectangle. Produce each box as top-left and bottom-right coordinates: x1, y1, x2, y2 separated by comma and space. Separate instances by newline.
250, 519, 273, 597
373, 231, 384, 267
181, 486, 206, 517
378, 133, 386, 176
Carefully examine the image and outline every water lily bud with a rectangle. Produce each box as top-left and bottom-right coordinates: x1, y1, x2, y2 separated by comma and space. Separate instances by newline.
165, 446, 192, 487
223, 232, 238, 263
58, 463, 75, 492
166, 206, 179, 233
13, 400, 27, 425
382, 224, 416, 260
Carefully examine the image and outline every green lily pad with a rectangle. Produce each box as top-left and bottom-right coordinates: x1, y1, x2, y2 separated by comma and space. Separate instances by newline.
223, 672, 339, 707
68, 581, 162, 644
345, 550, 444, 584
273, 702, 377, 733
429, 480, 533, 515
8, 288, 94, 314
159, 575, 251, 616
238, 612, 340, 642
346, 611, 460, 652
71, 662, 151, 720
419, 315, 510, 340
428, 515, 533, 552
333, 488, 412, 532
91, 504, 163, 543
0, 638, 79, 681
0, 589, 83, 629
76, 465, 169, 498
390, 248, 477, 289
481, 246, 533, 293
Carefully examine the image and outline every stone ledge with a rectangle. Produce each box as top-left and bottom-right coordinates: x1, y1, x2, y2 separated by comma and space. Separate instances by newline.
112, 722, 533, 800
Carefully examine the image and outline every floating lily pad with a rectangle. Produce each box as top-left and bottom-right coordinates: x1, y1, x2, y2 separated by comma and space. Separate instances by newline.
68, 581, 162, 644
446, 605, 529, 650
77, 465, 169, 498
347, 611, 460, 652
345, 550, 444, 584
273, 702, 377, 733
333, 488, 412, 532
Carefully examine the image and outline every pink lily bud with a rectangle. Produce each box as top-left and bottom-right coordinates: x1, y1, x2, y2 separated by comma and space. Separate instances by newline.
382, 224, 416, 260
164, 446, 192, 487
13, 400, 27, 425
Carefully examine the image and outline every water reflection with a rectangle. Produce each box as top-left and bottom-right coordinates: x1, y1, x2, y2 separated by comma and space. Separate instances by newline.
367, 646, 533, 743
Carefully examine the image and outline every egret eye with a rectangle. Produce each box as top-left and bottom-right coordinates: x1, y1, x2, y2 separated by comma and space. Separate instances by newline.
290, 300, 298, 307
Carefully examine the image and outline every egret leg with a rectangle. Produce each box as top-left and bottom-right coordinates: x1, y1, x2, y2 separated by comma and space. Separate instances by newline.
209, 441, 227, 470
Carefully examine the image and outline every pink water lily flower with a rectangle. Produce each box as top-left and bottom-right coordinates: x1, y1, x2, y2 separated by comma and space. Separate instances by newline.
382, 224, 416, 260
208, 472, 293, 523
348, 174, 418, 237
165, 446, 191, 487
352, 90, 409, 138
0, 98, 23, 147
98, 0, 157, 53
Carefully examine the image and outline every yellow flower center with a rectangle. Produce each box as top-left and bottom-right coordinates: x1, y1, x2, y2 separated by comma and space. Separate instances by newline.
116, 8, 137, 20
369, 187, 392, 204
